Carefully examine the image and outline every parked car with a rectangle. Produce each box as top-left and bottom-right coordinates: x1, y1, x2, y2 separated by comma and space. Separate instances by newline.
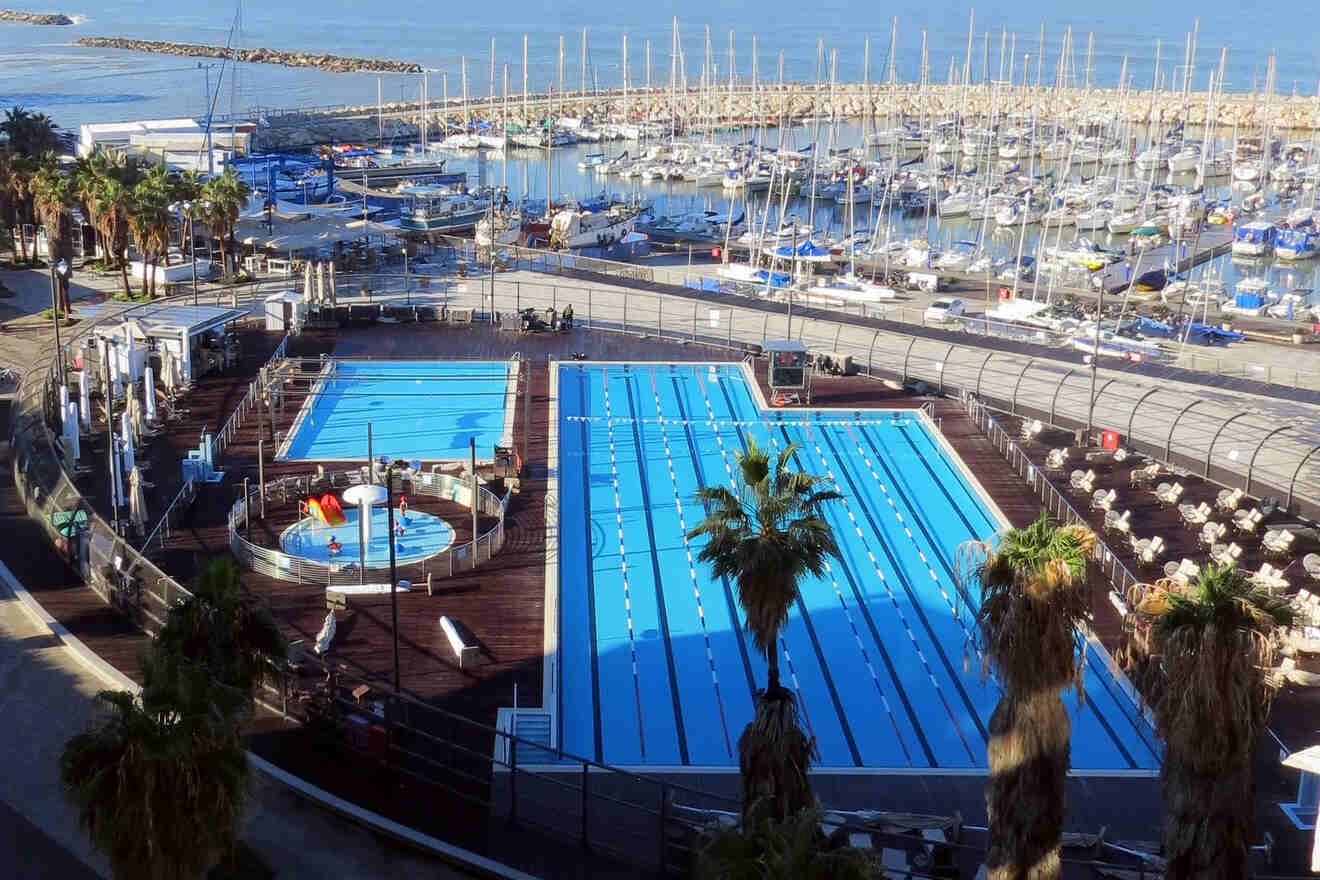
924, 297, 965, 324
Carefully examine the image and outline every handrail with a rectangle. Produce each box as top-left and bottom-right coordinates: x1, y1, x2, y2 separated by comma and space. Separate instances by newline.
212, 331, 290, 463
140, 478, 196, 556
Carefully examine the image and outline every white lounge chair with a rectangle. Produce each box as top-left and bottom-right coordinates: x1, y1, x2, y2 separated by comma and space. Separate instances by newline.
1164, 558, 1201, 585
1199, 521, 1227, 548
1104, 509, 1132, 535
1216, 487, 1245, 514
1233, 508, 1264, 536
1251, 563, 1290, 592
1133, 535, 1166, 567
1210, 542, 1244, 567
1303, 554, 1320, 582
1091, 488, 1118, 512
1178, 501, 1212, 528
1070, 469, 1097, 494
1045, 448, 1069, 470
1113, 447, 1129, 463
1019, 419, 1044, 443
1130, 462, 1161, 488
1155, 482, 1185, 507
1263, 529, 1296, 558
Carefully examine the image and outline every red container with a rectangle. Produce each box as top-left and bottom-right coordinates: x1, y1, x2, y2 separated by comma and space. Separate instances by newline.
1101, 430, 1121, 450
711, 246, 722, 259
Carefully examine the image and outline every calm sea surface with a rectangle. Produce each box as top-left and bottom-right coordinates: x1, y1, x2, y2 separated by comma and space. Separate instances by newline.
1, 0, 1317, 129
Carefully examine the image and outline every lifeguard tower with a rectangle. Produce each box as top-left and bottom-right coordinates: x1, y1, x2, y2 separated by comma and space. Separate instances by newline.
765, 339, 810, 407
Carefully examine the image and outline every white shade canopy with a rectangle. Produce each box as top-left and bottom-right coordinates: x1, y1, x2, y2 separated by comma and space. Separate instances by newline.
342, 483, 387, 507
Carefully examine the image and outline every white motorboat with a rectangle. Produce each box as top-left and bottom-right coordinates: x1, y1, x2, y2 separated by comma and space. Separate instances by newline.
549, 204, 637, 249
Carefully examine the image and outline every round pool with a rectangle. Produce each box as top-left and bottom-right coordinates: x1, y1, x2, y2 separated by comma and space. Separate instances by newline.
280, 506, 454, 566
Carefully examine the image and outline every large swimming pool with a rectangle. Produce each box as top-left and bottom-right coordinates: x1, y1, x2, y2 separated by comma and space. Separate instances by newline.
555, 362, 1160, 771
278, 360, 515, 461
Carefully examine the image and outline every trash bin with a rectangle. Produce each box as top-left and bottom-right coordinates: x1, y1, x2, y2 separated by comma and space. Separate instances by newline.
1101, 430, 1121, 450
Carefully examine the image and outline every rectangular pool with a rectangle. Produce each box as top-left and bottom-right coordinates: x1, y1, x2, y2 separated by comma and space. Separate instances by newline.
554, 362, 1160, 771
278, 360, 515, 462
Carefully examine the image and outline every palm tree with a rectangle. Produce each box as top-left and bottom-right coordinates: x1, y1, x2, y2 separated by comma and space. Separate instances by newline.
31, 154, 75, 312
687, 438, 839, 822
60, 671, 249, 880
2, 105, 62, 157
1123, 563, 1293, 880
129, 166, 172, 298
151, 557, 286, 703
98, 174, 136, 297
955, 512, 1095, 880
200, 168, 249, 282
2, 152, 36, 264
696, 800, 876, 880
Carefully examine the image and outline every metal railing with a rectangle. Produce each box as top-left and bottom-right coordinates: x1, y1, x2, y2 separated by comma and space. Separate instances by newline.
227, 468, 508, 585
212, 332, 290, 463
140, 478, 197, 558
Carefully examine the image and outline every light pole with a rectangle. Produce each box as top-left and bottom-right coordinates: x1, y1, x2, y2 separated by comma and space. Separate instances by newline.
183, 201, 198, 305
384, 460, 400, 693
50, 258, 70, 380
1085, 282, 1104, 440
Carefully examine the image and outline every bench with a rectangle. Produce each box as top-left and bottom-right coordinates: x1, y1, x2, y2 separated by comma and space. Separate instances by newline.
439, 615, 480, 668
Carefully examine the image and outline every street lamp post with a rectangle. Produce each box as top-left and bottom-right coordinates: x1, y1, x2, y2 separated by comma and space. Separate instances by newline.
384, 461, 401, 693
183, 201, 199, 305
50, 258, 70, 380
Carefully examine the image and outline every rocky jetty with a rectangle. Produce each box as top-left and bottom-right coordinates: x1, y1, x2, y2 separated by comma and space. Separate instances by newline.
0, 9, 73, 25
74, 37, 421, 73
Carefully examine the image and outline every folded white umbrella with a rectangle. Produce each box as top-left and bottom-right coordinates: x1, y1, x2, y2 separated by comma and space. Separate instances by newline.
120, 412, 135, 473
78, 371, 90, 429
128, 465, 148, 532
143, 365, 157, 422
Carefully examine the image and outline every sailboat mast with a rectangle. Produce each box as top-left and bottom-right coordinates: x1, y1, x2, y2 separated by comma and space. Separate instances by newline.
581, 27, 587, 119
622, 33, 629, 121
522, 35, 528, 127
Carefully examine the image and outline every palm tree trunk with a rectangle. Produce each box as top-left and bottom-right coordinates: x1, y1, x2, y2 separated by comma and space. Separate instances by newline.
120, 257, 130, 299
218, 235, 229, 283
1161, 756, 1253, 880
984, 691, 1070, 880
766, 639, 781, 694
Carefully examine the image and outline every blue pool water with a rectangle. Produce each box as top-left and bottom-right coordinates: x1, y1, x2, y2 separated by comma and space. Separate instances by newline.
556, 363, 1160, 770
278, 360, 512, 461
281, 506, 454, 566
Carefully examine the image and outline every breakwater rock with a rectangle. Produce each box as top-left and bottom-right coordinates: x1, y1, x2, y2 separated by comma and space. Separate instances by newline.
253, 115, 419, 152
0, 9, 73, 25
74, 37, 422, 73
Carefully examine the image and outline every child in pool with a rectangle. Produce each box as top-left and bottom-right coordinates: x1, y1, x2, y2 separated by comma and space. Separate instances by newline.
327, 535, 342, 556
398, 494, 409, 523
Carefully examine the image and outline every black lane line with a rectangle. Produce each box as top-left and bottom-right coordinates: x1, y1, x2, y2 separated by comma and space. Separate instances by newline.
773, 420, 935, 767
575, 368, 604, 763
714, 378, 863, 768
816, 423, 989, 752
670, 373, 759, 704
622, 368, 690, 765
879, 422, 1142, 769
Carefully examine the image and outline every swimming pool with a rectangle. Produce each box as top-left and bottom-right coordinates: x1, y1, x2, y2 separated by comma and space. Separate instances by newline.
280, 506, 454, 566
554, 362, 1160, 771
278, 360, 515, 461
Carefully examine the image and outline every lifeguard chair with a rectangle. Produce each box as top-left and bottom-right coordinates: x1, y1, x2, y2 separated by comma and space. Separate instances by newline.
765, 339, 810, 407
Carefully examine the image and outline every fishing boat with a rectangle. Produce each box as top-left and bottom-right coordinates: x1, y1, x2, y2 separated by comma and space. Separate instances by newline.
1231, 220, 1276, 256
577, 152, 607, 171
399, 192, 490, 232
1275, 225, 1320, 261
